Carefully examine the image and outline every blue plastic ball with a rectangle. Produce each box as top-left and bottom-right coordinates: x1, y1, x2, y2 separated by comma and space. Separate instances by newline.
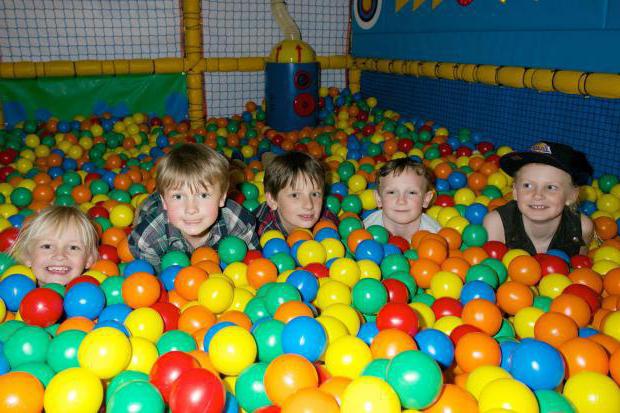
123, 259, 155, 276
159, 265, 182, 291
460, 280, 496, 305
281, 316, 326, 362
262, 238, 290, 258
357, 321, 379, 345
354, 239, 384, 265
63, 282, 106, 320
98, 303, 132, 324
0, 274, 36, 311
464, 203, 488, 225
285, 270, 319, 303
414, 328, 454, 368
203, 322, 235, 351
509, 339, 565, 391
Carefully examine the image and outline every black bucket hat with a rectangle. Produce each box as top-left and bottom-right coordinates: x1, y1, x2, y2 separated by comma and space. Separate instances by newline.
500, 141, 593, 186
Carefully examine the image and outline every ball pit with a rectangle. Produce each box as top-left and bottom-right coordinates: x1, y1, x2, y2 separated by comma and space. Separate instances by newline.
0, 89, 618, 412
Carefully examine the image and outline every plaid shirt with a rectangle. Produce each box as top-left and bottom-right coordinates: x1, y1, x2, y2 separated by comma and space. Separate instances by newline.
129, 192, 259, 272
254, 202, 340, 237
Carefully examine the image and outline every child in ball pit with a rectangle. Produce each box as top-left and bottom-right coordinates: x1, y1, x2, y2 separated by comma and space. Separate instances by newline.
483, 140, 594, 256
364, 157, 441, 241
129, 143, 259, 272
9, 205, 99, 286
254, 151, 339, 237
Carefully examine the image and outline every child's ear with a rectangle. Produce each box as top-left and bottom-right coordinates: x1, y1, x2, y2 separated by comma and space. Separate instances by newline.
512, 183, 518, 201
265, 192, 278, 210
374, 190, 382, 208
85, 253, 96, 270
160, 194, 168, 211
423, 190, 435, 208
219, 191, 227, 208
566, 186, 579, 206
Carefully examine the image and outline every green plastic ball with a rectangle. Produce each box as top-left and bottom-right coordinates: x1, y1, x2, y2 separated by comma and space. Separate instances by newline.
352, 278, 388, 315
161, 251, 190, 270
156, 330, 197, 354
218, 236, 248, 264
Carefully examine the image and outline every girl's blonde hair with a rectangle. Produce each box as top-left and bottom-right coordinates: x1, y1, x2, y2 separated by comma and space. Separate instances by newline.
9, 206, 99, 264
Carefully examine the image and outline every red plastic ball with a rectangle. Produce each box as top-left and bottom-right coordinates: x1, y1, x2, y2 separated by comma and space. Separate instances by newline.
169, 368, 226, 413
19, 288, 64, 327
449, 324, 484, 345
65, 275, 100, 291
98, 244, 119, 263
388, 235, 410, 252
0, 227, 19, 252
304, 263, 330, 278
382, 278, 409, 304
435, 194, 455, 207
432, 297, 463, 319
243, 249, 263, 265
570, 255, 593, 269
151, 302, 181, 331
482, 240, 508, 260
535, 254, 570, 276
563, 284, 601, 313
150, 351, 200, 403
376, 302, 419, 336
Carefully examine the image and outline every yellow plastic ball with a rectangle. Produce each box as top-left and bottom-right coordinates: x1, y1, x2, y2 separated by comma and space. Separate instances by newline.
127, 336, 158, 374
15, 158, 33, 174
454, 188, 476, 206
437, 206, 460, 227
314, 280, 351, 310
359, 189, 377, 210
77, 327, 132, 379
109, 204, 134, 228
597, 194, 620, 213
433, 315, 464, 336
321, 238, 346, 261
593, 245, 620, 264
602, 310, 620, 341
316, 315, 349, 346
466, 365, 512, 400
198, 276, 234, 314
487, 172, 508, 190
502, 248, 530, 267
410, 302, 435, 329
357, 259, 381, 280
208, 325, 257, 376
325, 336, 372, 379
322, 303, 360, 335
563, 372, 620, 413
124, 307, 164, 342
44, 367, 103, 413
329, 257, 361, 287
496, 146, 513, 157
25, 134, 40, 148
341, 376, 401, 413
479, 378, 538, 412
538, 273, 571, 298
430, 271, 463, 299
228, 287, 254, 312
223, 262, 248, 287
513, 306, 544, 339
2, 264, 36, 282
297, 240, 327, 266
592, 259, 619, 275
446, 216, 470, 233
348, 174, 367, 193
34, 145, 50, 157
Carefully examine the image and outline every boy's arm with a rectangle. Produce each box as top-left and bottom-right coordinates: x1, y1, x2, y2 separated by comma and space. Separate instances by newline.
224, 200, 261, 249
579, 214, 594, 255
483, 210, 506, 243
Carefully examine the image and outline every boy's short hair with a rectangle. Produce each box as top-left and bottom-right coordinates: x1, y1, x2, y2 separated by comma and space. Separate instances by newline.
10, 206, 99, 264
264, 151, 327, 197
377, 157, 435, 192
156, 143, 230, 195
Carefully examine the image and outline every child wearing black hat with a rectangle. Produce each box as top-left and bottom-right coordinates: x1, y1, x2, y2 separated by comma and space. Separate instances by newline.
483, 141, 594, 256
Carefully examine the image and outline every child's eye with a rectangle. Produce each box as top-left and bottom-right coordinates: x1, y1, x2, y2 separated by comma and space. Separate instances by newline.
547, 185, 559, 191
171, 194, 182, 200
521, 183, 532, 189
409, 191, 418, 195
290, 193, 299, 199
386, 190, 395, 195
69, 245, 82, 251
40, 244, 52, 250
311, 192, 322, 198
198, 193, 210, 199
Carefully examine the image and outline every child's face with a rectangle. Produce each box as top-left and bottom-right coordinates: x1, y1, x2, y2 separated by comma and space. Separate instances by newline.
162, 184, 226, 246
26, 225, 95, 286
376, 169, 434, 227
266, 175, 324, 233
513, 163, 577, 223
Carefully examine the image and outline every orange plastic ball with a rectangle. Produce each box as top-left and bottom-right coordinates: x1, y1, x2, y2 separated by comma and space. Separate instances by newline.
423, 384, 479, 413
534, 311, 579, 348
496, 281, 534, 315
0, 371, 44, 413
461, 247, 489, 265
218, 310, 252, 331
418, 237, 448, 265
56, 316, 95, 334
410, 258, 441, 289
191, 246, 220, 265
122, 272, 161, 308
273, 301, 315, 323
550, 294, 592, 328
508, 255, 542, 286
174, 266, 208, 301
264, 354, 319, 406
370, 328, 418, 359
454, 332, 501, 373
319, 376, 351, 406
347, 229, 373, 254
604, 267, 620, 296
440, 257, 470, 281
281, 387, 340, 413
569, 268, 604, 294
461, 299, 503, 336
247, 258, 278, 290
177, 305, 216, 335
559, 337, 609, 377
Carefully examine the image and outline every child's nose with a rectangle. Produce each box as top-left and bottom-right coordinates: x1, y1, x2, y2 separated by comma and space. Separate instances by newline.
185, 199, 198, 214
301, 195, 313, 209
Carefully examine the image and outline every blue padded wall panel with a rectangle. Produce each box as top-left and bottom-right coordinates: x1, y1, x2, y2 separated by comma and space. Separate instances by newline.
360, 72, 620, 177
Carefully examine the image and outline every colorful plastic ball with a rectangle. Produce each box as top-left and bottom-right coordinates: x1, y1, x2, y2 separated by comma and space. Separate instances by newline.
324, 335, 372, 379
161, 250, 191, 270
352, 278, 388, 315
0, 274, 36, 311
354, 239, 384, 265
414, 328, 455, 368
157, 330, 197, 354
455, 332, 501, 372
124, 307, 164, 342
461, 298, 503, 335
63, 282, 105, 320
460, 280, 496, 304
285, 269, 319, 302
264, 282, 301, 315
340, 376, 401, 413
46, 329, 86, 372
464, 203, 488, 225
466, 365, 512, 400
478, 378, 539, 413
356, 320, 380, 346
169, 368, 226, 413
0, 371, 44, 412
149, 351, 200, 403
110, 204, 134, 228
563, 372, 620, 413
122, 271, 161, 308
123, 259, 155, 276
264, 353, 319, 406
361, 357, 390, 379
297, 240, 327, 266
107, 380, 164, 413
262, 238, 290, 258
252, 319, 284, 363
462, 224, 488, 247
43, 367, 103, 413
235, 362, 271, 412
208, 325, 257, 376
77, 326, 131, 379
198, 276, 234, 314
509, 338, 565, 391
218, 236, 248, 264
3, 325, 50, 367
281, 387, 340, 413
282, 316, 327, 362
18, 287, 63, 327
386, 350, 443, 409
535, 390, 576, 413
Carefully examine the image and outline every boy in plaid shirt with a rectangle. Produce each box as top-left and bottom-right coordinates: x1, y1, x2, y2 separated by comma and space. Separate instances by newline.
129, 143, 259, 271
255, 151, 338, 237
